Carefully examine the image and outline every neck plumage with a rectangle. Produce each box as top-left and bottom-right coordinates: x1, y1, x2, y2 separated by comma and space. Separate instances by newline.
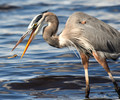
42, 21, 60, 48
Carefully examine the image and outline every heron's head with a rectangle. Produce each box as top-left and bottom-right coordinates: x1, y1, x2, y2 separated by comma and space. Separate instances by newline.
12, 11, 57, 58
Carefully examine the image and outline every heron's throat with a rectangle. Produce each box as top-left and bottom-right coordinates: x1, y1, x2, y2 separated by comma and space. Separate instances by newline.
43, 22, 60, 48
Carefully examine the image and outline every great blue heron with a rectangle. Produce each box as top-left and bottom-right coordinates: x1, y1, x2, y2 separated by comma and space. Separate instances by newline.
12, 11, 120, 98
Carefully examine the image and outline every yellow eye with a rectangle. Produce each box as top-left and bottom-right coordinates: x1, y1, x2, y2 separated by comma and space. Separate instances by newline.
34, 23, 37, 26
33, 23, 37, 29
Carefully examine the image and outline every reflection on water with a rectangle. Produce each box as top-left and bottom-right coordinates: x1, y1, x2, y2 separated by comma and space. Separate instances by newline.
5, 75, 119, 99
0, 0, 120, 100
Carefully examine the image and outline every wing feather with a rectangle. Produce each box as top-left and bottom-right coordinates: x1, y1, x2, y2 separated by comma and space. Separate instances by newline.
67, 12, 120, 54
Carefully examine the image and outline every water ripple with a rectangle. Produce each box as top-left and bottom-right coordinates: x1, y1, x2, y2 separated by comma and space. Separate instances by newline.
0, 0, 120, 100
0, 4, 20, 10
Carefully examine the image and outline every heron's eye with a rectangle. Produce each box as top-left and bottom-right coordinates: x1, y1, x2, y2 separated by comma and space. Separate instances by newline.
34, 23, 37, 26
33, 23, 37, 29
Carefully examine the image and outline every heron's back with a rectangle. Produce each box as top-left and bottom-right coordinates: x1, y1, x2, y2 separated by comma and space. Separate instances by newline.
64, 12, 120, 60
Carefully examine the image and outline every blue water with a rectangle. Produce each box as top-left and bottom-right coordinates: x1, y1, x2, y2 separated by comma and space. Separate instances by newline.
0, 0, 120, 100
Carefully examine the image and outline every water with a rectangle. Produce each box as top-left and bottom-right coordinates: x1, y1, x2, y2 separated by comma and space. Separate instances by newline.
0, 0, 120, 100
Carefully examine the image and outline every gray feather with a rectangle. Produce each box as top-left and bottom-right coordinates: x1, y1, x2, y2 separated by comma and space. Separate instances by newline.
64, 12, 120, 59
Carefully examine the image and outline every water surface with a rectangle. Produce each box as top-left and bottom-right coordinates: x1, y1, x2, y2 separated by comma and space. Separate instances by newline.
0, 0, 120, 100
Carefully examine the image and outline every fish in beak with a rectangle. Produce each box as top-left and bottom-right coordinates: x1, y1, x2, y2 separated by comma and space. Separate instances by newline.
12, 14, 44, 58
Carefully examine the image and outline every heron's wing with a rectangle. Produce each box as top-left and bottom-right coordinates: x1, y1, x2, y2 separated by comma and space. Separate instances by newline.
83, 16, 120, 53
68, 12, 120, 54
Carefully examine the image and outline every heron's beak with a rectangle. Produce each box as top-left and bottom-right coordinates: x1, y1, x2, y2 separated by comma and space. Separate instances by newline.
12, 19, 44, 58
12, 26, 38, 58
12, 30, 31, 51
21, 27, 37, 58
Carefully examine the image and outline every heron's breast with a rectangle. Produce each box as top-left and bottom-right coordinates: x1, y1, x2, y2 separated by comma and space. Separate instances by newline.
59, 34, 68, 47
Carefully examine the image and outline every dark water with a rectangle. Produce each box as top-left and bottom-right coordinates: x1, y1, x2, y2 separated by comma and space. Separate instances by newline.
0, 0, 120, 100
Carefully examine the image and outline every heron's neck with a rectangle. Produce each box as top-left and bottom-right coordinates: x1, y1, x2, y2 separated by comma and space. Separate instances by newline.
43, 22, 60, 48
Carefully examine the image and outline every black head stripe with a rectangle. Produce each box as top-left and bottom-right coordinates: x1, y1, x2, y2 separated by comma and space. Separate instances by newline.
35, 14, 42, 22
42, 10, 48, 14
